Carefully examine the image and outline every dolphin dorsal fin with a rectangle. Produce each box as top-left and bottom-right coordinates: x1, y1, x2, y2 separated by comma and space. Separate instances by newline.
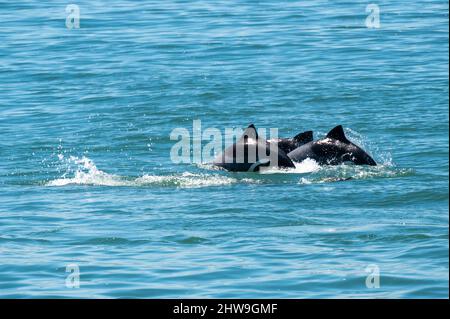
294, 131, 313, 144
239, 124, 258, 141
326, 125, 349, 143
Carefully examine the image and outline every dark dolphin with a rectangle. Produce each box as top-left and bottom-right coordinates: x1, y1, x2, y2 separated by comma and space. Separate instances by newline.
287, 125, 377, 166
213, 124, 295, 172
269, 130, 313, 154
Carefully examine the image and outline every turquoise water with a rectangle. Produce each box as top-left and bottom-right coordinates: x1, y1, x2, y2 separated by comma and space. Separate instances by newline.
0, 0, 448, 298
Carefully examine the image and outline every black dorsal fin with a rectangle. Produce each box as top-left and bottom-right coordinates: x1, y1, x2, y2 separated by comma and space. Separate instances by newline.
239, 124, 258, 141
294, 131, 313, 144
326, 125, 349, 143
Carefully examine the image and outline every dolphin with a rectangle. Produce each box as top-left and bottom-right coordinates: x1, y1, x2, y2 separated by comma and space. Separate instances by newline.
269, 130, 313, 154
287, 125, 377, 166
213, 124, 296, 172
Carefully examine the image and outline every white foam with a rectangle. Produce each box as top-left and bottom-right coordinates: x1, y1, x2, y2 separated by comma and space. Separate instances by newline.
135, 172, 238, 188
293, 158, 321, 173
259, 158, 321, 174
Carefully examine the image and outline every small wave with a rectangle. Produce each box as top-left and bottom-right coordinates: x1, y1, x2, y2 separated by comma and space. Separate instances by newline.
162, 235, 209, 245
76, 237, 147, 246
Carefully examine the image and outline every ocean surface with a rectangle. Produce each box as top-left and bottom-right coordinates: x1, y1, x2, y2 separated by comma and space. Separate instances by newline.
0, 0, 448, 298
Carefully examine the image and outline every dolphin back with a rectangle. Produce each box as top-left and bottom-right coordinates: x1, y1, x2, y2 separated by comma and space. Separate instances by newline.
270, 130, 313, 154
213, 124, 295, 172
287, 125, 376, 166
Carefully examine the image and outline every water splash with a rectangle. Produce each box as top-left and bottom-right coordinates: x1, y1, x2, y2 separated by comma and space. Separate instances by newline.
46, 155, 250, 188
298, 163, 414, 184
259, 156, 412, 184
345, 127, 393, 166
47, 156, 126, 186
